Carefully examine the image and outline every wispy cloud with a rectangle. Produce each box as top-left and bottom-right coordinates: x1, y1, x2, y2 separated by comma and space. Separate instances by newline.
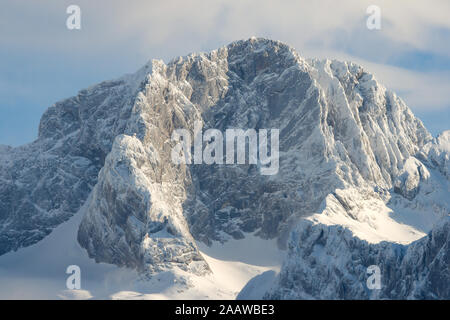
0, 0, 449, 145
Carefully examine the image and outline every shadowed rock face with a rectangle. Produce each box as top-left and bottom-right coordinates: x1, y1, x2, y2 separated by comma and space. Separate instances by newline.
266, 216, 450, 300
1, 38, 448, 294
0, 77, 140, 255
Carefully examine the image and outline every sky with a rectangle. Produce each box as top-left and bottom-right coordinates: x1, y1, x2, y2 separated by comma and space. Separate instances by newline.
1, 0, 449, 146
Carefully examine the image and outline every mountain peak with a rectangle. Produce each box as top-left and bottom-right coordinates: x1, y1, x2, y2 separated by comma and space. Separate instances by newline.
0, 39, 448, 299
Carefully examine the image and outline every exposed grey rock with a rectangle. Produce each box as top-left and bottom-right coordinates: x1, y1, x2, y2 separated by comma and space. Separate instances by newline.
266, 215, 449, 299
0, 38, 448, 296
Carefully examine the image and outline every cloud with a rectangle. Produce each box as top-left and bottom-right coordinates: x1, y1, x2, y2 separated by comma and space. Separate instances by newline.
300, 48, 450, 111
2, 1, 450, 58
0, 0, 449, 145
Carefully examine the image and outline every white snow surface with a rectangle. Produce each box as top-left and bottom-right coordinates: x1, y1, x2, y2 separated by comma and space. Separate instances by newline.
0, 197, 283, 299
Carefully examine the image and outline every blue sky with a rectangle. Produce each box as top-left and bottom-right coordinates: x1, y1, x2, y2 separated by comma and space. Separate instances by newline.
1, 0, 449, 146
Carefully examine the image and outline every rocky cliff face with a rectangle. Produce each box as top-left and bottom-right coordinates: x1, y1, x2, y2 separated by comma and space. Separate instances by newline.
266, 215, 449, 299
0, 71, 146, 255
0, 38, 448, 297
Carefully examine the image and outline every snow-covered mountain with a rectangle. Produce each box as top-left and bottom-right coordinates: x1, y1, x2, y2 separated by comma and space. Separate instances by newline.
0, 38, 448, 299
